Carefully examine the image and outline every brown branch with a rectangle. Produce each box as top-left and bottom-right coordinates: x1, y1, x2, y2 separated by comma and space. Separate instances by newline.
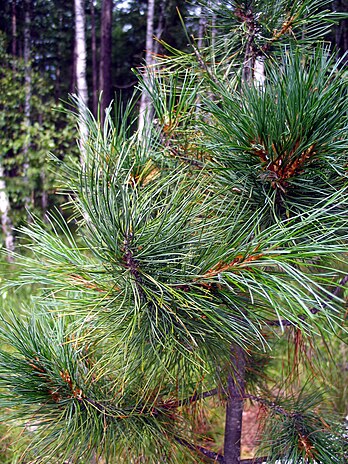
190, 37, 220, 85
161, 388, 219, 410
261, 14, 297, 54
252, 141, 317, 191
243, 393, 291, 418
175, 437, 224, 462
176, 436, 268, 463
241, 459, 267, 464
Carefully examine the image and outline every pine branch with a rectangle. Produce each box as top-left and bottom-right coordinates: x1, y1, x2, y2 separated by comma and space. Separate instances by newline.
266, 274, 348, 327
175, 437, 224, 462
161, 388, 219, 409
176, 437, 268, 463
243, 393, 291, 418
190, 38, 220, 85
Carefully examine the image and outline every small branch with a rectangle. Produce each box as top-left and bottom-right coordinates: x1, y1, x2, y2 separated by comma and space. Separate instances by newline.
162, 388, 219, 409
175, 437, 224, 462
261, 14, 297, 54
266, 274, 348, 327
191, 38, 220, 85
241, 459, 267, 464
243, 393, 291, 418
234, 7, 256, 83
176, 436, 268, 463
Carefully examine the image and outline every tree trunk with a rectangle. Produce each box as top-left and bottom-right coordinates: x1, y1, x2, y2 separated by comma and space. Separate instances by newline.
254, 56, 265, 88
55, 12, 63, 100
0, 164, 15, 261
23, 0, 32, 214
70, 35, 77, 93
153, 0, 165, 57
332, 0, 348, 64
11, 0, 17, 61
91, 0, 98, 117
223, 12, 259, 456
74, 0, 89, 164
99, 0, 112, 121
223, 344, 246, 464
138, 0, 155, 136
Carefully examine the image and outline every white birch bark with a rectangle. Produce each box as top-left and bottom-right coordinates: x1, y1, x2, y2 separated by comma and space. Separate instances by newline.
0, 164, 15, 260
138, 0, 155, 137
254, 56, 265, 89
74, 0, 89, 164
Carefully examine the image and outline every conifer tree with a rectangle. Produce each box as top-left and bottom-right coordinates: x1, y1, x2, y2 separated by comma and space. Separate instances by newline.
0, 1, 348, 463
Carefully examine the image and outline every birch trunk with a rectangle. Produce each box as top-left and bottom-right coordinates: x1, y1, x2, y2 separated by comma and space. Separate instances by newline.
138, 0, 155, 137
0, 164, 15, 261
99, 0, 112, 121
74, 0, 89, 164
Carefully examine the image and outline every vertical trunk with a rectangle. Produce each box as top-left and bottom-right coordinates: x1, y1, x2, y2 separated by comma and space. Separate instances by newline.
11, 0, 17, 60
197, 8, 206, 49
74, 0, 89, 164
333, 0, 348, 64
241, 8, 256, 84
223, 344, 246, 464
55, 12, 63, 100
40, 170, 48, 221
99, 0, 112, 120
223, 12, 258, 458
70, 36, 77, 93
254, 56, 265, 88
138, 0, 155, 136
23, 0, 32, 213
0, 164, 15, 261
153, 0, 165, 57
91, 0, 98, 116
38, 113, 48, 222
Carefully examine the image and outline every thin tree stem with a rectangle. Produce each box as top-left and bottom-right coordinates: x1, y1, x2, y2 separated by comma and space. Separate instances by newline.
175, 437, 224, 462
224, 343, 246, 464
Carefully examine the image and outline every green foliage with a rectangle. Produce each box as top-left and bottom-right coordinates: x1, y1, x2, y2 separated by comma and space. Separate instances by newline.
260, 390, 347, 463
0, 45, 79, 229
203, 47, 348, 220
0, 2, 348, 463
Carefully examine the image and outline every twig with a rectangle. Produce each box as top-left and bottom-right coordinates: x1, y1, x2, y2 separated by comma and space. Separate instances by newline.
243, 393, 291, 418
175, 437, 224, 462
266, 274, 348, 327
176, 436, 268, 463
162, 388, 219, 409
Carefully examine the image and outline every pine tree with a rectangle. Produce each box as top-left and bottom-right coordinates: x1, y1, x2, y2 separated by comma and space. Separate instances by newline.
1, 1, 348, 463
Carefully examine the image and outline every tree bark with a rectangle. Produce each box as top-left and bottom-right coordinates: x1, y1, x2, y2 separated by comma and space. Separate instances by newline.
11, 0, 17, 59
223, 344, 246, 464
0, 164, 15, 261
91, 0, 98, 117
74, 0, 89, 164
153, 0, 165, 57
70, 34, 77, 93
99, 0, 112, 121
23, 0, 32, 213
138, 0, 155, 136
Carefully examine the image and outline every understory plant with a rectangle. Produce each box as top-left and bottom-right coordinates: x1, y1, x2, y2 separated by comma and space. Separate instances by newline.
0, 1, 348, 463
